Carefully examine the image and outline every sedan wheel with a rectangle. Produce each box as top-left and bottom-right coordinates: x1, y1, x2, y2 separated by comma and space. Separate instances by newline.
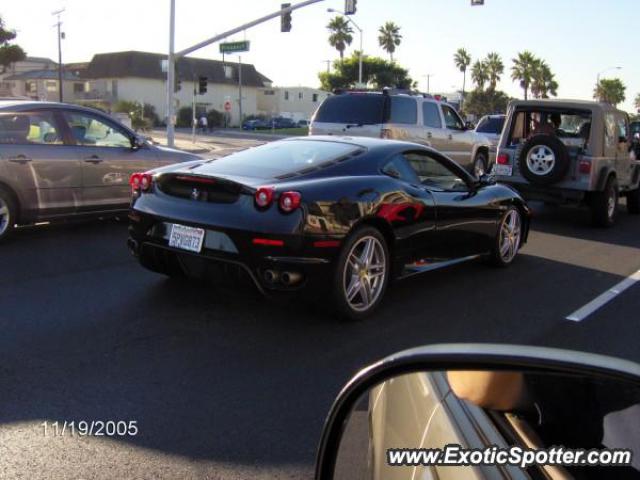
333, 227, 389, 320
0, 188, 16, 243
490, 207, 522, 267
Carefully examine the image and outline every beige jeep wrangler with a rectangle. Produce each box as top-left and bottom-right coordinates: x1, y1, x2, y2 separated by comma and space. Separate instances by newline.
494, 99, 640, 227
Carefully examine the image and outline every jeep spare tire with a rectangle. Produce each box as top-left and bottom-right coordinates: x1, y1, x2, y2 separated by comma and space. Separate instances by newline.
518, 134, 570, 185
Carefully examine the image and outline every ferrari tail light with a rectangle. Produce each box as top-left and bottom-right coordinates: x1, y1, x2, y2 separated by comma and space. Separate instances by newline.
255, 186, 275, 208
279, 191, 301, 213
130, 172, 154, 193
496, 154, 509, 165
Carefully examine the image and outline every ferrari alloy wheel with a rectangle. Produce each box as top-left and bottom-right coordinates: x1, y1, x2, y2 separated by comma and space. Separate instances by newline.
490, 207, 522, 267
333, 227, 389, 320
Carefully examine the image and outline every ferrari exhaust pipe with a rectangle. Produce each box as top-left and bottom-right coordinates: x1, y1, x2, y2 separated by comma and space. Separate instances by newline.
263, 270, 278, 284
281, 271, 302, 286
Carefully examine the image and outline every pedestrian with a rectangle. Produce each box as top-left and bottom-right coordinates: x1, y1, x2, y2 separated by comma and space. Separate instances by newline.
199, 115, 208, 134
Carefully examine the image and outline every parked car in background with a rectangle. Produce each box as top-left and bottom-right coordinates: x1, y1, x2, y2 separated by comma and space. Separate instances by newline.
271, 117, 298, 129
0, 101, 200, 242
494, 99, 640, 227
242, 119, 270, 131
128, 136, 530, 320
309, 91, 493, 177
474, 114, 506, 147
297, 119, 309, 128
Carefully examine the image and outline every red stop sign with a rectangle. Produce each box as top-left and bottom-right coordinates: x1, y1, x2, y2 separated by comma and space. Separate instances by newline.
224, 101, 232, 112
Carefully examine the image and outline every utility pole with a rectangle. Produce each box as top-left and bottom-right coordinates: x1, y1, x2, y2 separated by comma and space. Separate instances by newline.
238, 55, 243, 127
424, 74, 435, 94
166, 0, 176, 147
192, 75, 196, 143
165, 0, 325, 146
52, 8, 65, 102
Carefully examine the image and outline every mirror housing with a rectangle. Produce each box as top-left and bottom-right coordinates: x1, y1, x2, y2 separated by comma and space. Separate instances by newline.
130, 135, 146, 151
315, 344, 640, 480
465, 121, 475, 130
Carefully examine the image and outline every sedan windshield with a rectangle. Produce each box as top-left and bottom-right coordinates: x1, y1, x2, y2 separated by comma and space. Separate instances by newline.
476, 116, 505, 134
206, 140, 363, 178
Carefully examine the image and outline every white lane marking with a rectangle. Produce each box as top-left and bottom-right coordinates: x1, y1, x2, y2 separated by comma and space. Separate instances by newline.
566, 269, 640, 322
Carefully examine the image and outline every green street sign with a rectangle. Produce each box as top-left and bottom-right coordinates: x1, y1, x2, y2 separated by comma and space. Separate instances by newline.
219, 41, 250, 54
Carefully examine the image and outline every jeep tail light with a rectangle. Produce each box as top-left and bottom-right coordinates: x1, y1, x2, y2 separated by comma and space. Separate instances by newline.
497, 154, 509, 165
381, 128, 392, 139
130, 172, 153, 193
255, 186, 275, 208
579, 160, 591, 174
279, 191, 301, 213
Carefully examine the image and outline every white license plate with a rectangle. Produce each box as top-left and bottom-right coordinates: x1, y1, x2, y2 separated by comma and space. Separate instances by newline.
168, 224, 205, 253
494, 164, 513, 176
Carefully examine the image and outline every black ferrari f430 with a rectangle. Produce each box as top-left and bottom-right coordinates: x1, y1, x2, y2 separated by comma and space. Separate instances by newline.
128, 137, 531, 319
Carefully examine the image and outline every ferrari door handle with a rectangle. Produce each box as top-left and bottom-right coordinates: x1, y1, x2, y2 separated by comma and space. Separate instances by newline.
84, 155, 103, 164
8, 154, 31, 164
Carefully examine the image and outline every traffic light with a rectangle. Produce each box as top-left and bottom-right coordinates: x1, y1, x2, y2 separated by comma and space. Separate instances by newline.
345, 0, 357, 15
198, 76, 208, 95
281, 3, 291, 32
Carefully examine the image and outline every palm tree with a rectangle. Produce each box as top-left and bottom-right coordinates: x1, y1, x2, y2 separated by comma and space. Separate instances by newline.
511, 50, 537, 100
594, 78, 626, 106
378, 22, 402, 62
327, 16, 353, 61
531, 60, 558, 99
453, 48, 472, 108
485, 52, 504, 91
471, 60, 489, 91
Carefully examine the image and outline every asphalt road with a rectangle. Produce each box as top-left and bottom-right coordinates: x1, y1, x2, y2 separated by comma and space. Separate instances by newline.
1, 174, 639, 477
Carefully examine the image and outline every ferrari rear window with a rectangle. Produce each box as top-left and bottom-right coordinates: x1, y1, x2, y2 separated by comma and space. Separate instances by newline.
208, 140, 363, 178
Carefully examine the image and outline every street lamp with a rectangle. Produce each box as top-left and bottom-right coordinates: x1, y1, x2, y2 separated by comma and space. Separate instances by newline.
596, 66, 622, 84
327, 8, 363, 87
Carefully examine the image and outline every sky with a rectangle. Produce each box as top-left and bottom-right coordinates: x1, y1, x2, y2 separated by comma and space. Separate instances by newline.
2, 0, 638, 112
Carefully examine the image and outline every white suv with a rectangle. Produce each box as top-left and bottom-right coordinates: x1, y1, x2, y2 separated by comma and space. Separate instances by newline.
309, 91, 492, 176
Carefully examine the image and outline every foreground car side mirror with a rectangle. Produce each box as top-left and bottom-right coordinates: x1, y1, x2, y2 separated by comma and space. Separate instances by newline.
466, 121, 475, 130
315, 344, 640, 480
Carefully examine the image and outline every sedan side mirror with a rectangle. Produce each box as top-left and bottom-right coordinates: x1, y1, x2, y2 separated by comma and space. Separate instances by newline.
465, 121, 475, 130
130, 136, 146, 151
315, 344, 640, 480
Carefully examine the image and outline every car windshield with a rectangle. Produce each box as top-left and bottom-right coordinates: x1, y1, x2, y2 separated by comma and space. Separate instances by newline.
205, 140, 363, 178
314, 94, 386, 125
476, 116, 505, 134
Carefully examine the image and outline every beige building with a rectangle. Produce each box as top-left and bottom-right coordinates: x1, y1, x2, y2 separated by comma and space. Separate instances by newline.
79, 51, 272, 126
258, 86, 330, 122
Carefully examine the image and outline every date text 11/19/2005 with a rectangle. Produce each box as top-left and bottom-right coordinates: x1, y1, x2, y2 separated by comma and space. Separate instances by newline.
41, 420, 138, 437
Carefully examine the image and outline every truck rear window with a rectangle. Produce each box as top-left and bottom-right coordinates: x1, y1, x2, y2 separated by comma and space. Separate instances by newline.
314, 95, 386, 125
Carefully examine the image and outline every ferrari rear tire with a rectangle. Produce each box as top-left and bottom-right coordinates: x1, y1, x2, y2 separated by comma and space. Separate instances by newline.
489, 207, 522, 267
138, 246, 185, 278
0, 186, 17, 244
332, 226, 390, 321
